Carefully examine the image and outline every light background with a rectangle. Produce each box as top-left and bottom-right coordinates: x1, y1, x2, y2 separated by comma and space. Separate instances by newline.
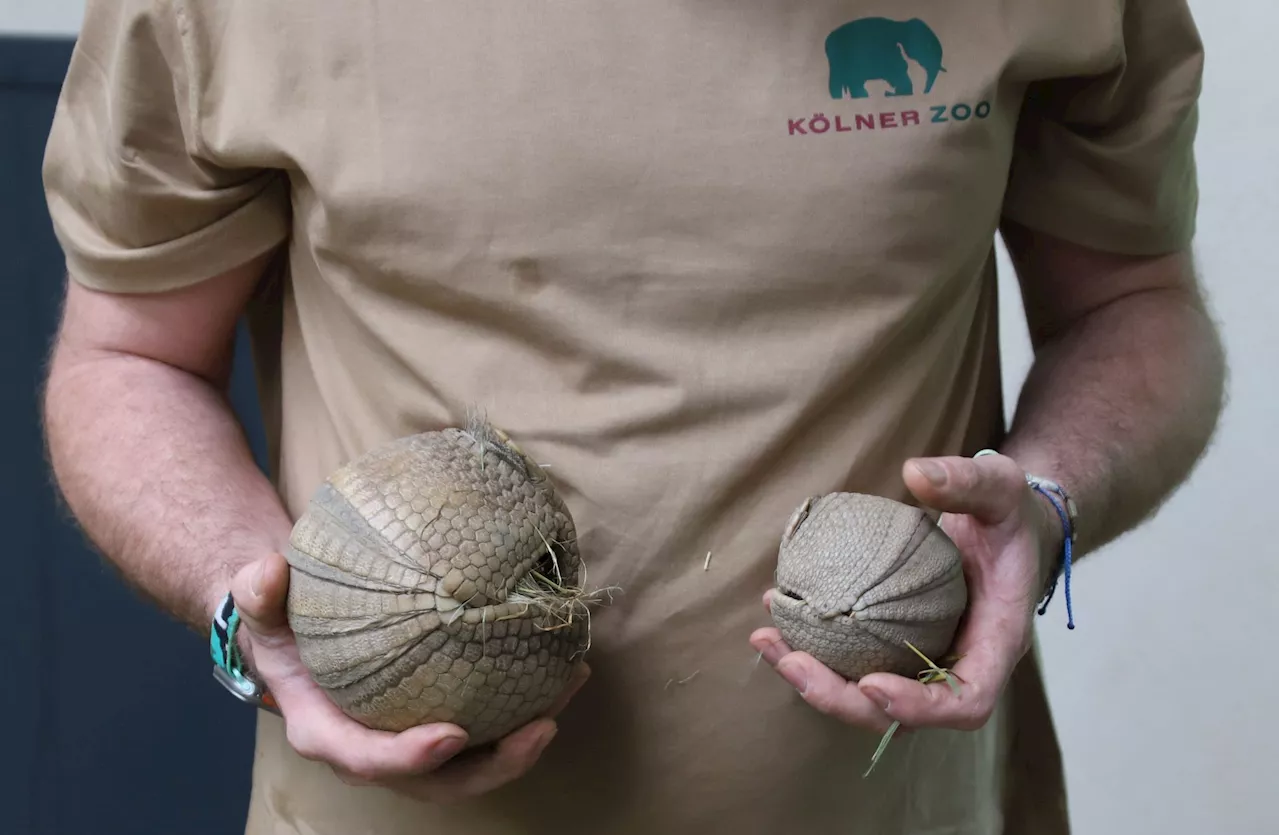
4, 1, 1276, 832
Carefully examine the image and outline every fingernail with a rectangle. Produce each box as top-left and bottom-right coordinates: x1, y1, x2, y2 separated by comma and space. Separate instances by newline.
534, 725, 558, 756
251, 559, 268, 598
913, 460, 947, 486
863, 686, 891, 713
777, 659, 808, 694
431, 734, 467, 764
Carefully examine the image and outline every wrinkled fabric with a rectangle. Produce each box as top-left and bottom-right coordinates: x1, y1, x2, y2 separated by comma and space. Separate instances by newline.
43, 1, 1202, 832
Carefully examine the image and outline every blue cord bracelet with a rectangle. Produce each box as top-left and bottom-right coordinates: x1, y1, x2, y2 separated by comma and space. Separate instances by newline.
1030, 483, 1075, 630
974, 449, 1077, 630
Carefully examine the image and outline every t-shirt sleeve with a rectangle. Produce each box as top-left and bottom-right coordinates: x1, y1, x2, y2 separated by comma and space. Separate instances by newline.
1000, 0, 1205, 255
42, 0, 290, 294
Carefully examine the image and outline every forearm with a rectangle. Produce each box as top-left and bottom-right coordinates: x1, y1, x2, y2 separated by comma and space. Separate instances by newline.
43, 349, 294, 634
1001, 285, 1226, 557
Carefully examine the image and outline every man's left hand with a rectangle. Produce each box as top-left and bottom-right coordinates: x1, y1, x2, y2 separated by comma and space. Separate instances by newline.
749, 451, 1063, 734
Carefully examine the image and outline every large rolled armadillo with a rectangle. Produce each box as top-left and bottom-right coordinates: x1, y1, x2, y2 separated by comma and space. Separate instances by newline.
767, 492, 968, 680
284, 419, 602, 747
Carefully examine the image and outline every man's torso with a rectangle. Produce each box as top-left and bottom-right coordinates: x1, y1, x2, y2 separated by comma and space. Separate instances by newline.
82, 1, 1120, 831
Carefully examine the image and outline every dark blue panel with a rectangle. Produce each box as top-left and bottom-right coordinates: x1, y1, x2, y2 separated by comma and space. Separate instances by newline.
1, 35, 264, 835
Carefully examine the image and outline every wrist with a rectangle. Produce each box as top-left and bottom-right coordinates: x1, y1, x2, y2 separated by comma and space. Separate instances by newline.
209, 588, 281, 714
1025, 477, 1077, 630
974, 447, 1078, 629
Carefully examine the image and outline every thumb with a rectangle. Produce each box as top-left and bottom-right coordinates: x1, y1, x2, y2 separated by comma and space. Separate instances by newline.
902, 453, 1025, 525
229, 551, 293, 642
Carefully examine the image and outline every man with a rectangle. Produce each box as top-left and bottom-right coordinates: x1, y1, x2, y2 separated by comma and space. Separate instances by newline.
39, 1, 1223, 833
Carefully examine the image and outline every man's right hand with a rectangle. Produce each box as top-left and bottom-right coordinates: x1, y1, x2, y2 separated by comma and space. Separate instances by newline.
227, 551, 590, 803
46, 259, 588, 805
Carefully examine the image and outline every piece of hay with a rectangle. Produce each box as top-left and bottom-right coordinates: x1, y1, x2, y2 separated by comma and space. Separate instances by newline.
502, 532, 619, 656
665, 670, 701, 690
862, 641, 963, 778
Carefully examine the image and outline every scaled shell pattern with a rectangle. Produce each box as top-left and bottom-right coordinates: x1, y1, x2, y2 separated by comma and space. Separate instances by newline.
769, 493, 968, 681
284, 425, 588, 746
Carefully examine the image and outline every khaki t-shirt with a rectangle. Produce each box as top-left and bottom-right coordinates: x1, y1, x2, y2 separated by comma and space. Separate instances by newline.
42, 1, 1203, 833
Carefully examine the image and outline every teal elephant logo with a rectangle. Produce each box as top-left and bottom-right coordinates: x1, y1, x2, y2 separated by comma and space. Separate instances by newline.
825, 17, 946, 99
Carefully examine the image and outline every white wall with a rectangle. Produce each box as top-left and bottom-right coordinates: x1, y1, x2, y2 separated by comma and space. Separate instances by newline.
6, 0, 1276, 832
0, 0, 83, 36
1000, 2, 1278, 833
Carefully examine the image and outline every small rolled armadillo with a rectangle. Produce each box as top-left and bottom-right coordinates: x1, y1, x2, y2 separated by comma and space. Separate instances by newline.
767, 492, 968, 680
283, 418, 599, 747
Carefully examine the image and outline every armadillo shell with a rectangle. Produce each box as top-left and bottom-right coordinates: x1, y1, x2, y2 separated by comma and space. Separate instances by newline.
768, 492, 967, 681
284, 424, 589, 747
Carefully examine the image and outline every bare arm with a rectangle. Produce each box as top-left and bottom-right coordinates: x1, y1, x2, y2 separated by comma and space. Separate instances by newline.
41, 257, 581, 795
42, 254, 290, 634
752, 221, 1227, 735
998, 219, 1227, 556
